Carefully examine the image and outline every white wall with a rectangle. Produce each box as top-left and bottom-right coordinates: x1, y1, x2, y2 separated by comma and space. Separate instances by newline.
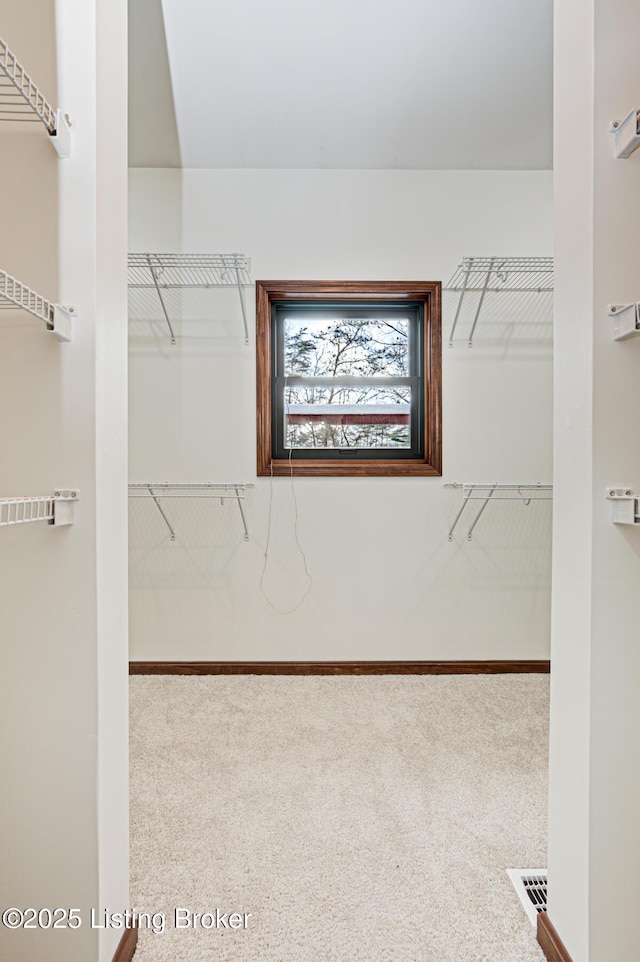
94, 0, 130, 958
128, 168, 553, 662
548, 0, 640, 959
0, 2, 129, 961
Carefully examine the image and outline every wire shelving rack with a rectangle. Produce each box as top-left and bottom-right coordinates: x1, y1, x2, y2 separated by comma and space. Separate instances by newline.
127, 253, 252, 345
0, 36, 72, 156
128, 482, 254, 542
0, 269, 76, 341
0, 490, 79, 528
445, 482, 553, 541
444, 256, 554, 347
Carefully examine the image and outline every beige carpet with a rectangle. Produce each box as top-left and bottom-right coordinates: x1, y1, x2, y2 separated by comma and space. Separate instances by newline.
130, 675, 548, 962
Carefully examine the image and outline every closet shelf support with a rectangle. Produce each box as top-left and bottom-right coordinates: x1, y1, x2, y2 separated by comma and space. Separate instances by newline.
610, 109, 640, 159
146, 256, 176, 344
447, 256, 473, 347
0, 490, 79, 528
606, 487, 640, 525
234, 265, 250, 345
0, 270, 76, 341
146, 486, 176, 541
608, 303, 640, 340
0, 37, 72, 157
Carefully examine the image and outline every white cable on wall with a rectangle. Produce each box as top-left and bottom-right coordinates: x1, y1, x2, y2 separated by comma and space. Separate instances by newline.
259, 436, 313, 615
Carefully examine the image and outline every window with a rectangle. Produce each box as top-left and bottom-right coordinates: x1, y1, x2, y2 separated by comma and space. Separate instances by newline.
256, 281, 442, 476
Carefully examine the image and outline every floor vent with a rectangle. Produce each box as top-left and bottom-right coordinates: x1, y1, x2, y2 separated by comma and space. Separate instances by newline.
507, 868, 548, 926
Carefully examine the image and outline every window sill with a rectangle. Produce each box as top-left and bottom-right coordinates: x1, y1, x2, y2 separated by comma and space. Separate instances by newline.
257, 458, 442, 477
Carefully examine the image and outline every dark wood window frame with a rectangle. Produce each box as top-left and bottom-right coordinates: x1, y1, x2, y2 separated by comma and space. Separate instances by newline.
256, 280, 442, 477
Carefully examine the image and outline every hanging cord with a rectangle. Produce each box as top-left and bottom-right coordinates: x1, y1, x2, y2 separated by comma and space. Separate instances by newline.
259, 388, 313, 614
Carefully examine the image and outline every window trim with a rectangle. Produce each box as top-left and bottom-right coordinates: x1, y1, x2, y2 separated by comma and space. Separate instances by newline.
256, 280, 442, 477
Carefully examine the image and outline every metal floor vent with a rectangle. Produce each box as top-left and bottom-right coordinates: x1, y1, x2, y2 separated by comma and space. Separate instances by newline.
507, 869, 548, 926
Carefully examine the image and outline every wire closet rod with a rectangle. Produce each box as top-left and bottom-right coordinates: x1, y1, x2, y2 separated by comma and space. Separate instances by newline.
445, 482, 553, 542
128, 482, 254, 542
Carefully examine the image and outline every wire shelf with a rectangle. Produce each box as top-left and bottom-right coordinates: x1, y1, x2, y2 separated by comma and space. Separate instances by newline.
0, 269, 76, 341
0, 36, 56, 129
127, 253, 252, 345
0, 496, 54, 526
0, 490, 79, 528
445, 482, 553, 542
446, 257, 554, 292
128, 482, 254, 542
0, 36, 71, 156
444, 256, 554, 347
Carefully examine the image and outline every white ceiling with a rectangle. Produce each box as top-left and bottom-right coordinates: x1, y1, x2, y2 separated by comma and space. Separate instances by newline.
129, 0, 553, 170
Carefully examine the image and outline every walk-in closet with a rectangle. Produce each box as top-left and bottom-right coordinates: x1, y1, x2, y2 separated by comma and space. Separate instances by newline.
2, 2, 640, 961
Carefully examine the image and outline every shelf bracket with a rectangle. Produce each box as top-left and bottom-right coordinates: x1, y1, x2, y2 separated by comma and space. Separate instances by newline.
234, 264, 250, 345
234, 484, 250, 541
608, 303, 640, 341
447, 483, 499, 541
52, 489, 80, 526
467, 257, 497, 347
146, 255, 176, 344
49, 109, 73, 159
610, 109, 640, 159
448, 257, 473, 347
465, 486, 497, 540
147, 487, 176, 541
606, 487, 640, 525
447, 485, 473, 541
50, 305, 75, 342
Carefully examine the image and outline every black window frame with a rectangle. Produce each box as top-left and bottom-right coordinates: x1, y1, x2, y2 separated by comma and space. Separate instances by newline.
271, 300, 424, 461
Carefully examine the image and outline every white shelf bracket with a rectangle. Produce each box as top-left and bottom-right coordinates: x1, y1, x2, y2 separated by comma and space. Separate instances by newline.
146, 486, 176, 541
606, 487, 640, 526
610, 110, 640, 159
234, 262, 250, 345
608, 303, 640, 341
146, 255, 176, 344
446, 482, 499, 541
52, 489, 80, 526
49, 108, 73, 159
448, 257, 473, 347
467, 256, 497, 348
233, 484, 250, 541
51, 305, 76, 342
